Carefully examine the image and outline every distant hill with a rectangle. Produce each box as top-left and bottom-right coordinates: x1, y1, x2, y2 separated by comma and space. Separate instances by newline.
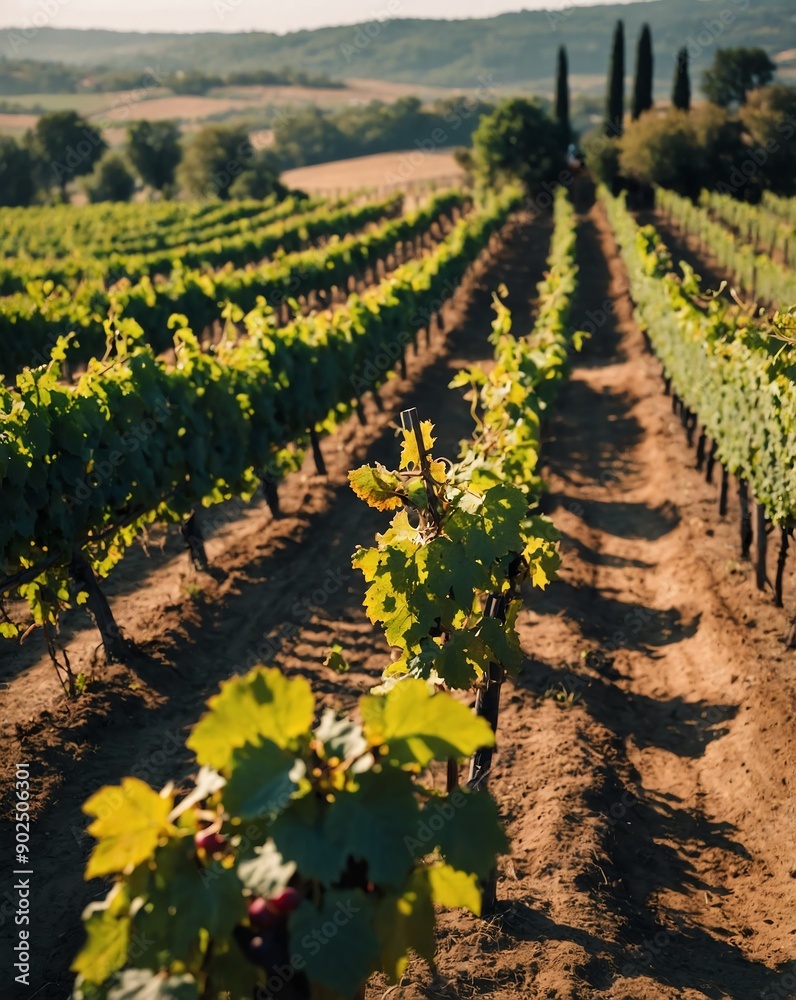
1, 0, 795, 97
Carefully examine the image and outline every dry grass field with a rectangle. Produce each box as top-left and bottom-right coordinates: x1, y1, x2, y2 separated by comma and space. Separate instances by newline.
282, 148, 466, 194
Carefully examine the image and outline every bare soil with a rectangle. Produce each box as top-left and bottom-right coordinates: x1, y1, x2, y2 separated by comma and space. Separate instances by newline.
2, 195, 796, 1000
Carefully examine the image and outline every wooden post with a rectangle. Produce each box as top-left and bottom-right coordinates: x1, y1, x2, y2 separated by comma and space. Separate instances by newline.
181, 511, 210, 572
371, 388, 385, 413
755, 502, 767, 591
467, 592, 507, 915
719, 466, 729, 516
263, 478, 281, 519
696, 430, 706, 470
446, 758, 458, 794
775, 527, 789, 609
739, 479, 752, 559
308, 427, 326, 477
706, 440, 717, 484
354, 397, 367, 426
69, 552, 127, 663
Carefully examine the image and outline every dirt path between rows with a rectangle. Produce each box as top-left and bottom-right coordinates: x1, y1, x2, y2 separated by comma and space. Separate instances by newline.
0, 211, 553, 999
392, 199, 795, 1000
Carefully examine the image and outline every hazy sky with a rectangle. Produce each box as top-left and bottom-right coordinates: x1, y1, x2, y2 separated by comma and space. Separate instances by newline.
0, 0, 650, 35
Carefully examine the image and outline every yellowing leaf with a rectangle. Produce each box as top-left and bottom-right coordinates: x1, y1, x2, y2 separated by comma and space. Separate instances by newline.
349, 465, 406, 511
187, 667, 314, 771
84, 778, 174, 879
399, 420, 436, 470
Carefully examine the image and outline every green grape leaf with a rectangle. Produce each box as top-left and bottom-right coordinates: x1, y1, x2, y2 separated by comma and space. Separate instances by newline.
269, 805, 347, 884
360, 679, 495, 768
424, 790, 508, 879
222, 740, 304, 820
132, 837, 245, 968
323, 642, 350, 674
478, 611, 524, 676
71, 884, 131, 985
325, 768, 420, 887
374, 870, 435, 983
187, 667, 314, 771
83, 778, 174, 879
289, 891, 378, 996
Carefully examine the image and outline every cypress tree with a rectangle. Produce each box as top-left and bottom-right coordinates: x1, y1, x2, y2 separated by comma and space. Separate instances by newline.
632, 24, 654, 119
555, 46, 570, 144
605, 20, 625, 137
672, 47, 691, 111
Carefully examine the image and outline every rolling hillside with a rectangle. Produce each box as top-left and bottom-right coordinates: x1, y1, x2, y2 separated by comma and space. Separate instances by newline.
1, 0, 795, 96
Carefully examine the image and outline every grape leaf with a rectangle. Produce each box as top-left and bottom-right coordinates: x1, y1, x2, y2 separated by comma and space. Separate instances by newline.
424, 790, 509, 879
360, 679, 495, 768
348, 465, 406, 511
187, 667, 314, 771
269, 805, 347, 884
289, 891, 379, 996
71, 884, 131, 985
222, 740, 304, 820
131, 837, 246, 968
374, 870, 435, 983
399, 420, 435, 470
83, 778, 174, 879
325, 768, 420, 887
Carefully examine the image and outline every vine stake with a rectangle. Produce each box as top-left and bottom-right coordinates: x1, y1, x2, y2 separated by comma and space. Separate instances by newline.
755, 503, 768, 591
467, 592, 507, 915
69, 551, 127, 663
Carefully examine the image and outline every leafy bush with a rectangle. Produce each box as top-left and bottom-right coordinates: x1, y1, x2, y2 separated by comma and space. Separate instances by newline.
82, 152, 136, 203
469, 97, 565, 193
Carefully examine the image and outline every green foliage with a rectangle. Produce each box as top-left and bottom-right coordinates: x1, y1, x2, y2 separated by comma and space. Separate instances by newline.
603, 185, 796, 527
605, 20, 625, 137
739, 84, 796, 198
176, 124, 253, 201
469, 98, 565, 193
127, 121, 182, 192
26, 109, 107, 196
618, 105, 744, 198
658, 187, 796, 306
583, 131, 620, 188
82, 152, 136, 204
351, 187, 583, 693
702, 47, 776, 108
672, 47, 691, 112
0, 190, 454, 373
631, 24, 653, 121
0, 135, 35, 206
228, 152, 288, 201
0, 188, 517, 637
72, 667, 506, 999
